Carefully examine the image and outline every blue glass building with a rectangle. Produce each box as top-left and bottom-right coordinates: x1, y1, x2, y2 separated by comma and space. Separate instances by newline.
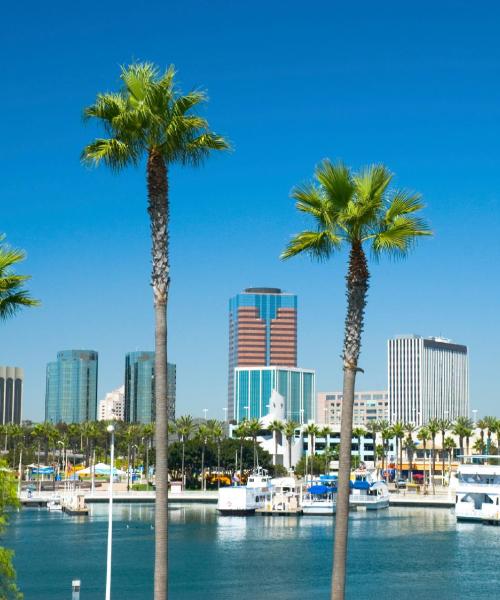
124, 351, 176, 424
234, 366, 315, 423
45, 350, 98, 423
228, 288, 298, 419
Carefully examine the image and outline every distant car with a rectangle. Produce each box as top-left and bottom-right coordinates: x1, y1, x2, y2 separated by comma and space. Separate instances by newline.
395, 479, 407, 489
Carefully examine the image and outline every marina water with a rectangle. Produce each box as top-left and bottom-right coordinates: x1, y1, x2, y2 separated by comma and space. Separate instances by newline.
7, 503, 499, 599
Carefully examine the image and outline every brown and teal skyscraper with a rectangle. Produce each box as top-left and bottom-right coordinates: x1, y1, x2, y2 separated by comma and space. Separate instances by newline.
228, 287, 297, 420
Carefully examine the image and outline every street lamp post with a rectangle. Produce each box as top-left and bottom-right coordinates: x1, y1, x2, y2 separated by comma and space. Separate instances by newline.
203, 408, 208, 421
222, 407, 228, 422
105, 424, 115, 600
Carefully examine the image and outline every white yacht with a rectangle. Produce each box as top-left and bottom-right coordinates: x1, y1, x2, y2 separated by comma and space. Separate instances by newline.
301, 478, 337, 515
47, 496, 62, 511
217, 468, 272, 515
454, 459, 500, 522
350, 470, 390, 510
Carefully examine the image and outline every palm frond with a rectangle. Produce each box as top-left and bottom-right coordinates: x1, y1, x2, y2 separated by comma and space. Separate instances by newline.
179, 133, 231, 166
81, 138, 139, 170
370, 215, 431, 258
281, 230, 342, 261
0, 291, 39, 320
120, 62, 158, 102
314, 160, 354, 212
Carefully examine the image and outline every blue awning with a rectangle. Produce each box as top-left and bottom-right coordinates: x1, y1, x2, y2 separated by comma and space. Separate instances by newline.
308, 485, 331, 495
352, 481, 370, 490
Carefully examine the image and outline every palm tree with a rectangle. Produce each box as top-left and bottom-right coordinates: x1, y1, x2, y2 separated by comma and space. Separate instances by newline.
0, 236, 39, 320
352, 427, 366, 469
319, 426, 332, 473
427, 418, 440, 493
365, 421, 379, 472
391, 422, 405, 480
175, 416, 196, 486
269, 420, 284, 466
233, 420, 249, 475
438, 419, 452, 485
417, 427, 430, 489
381, 425, 393, 481
443, 436, 457, 482
83, 62, 229, 599
207, 420, 224, 489
247, 419, 262, 469
284, 421, 299, 471
303, 423, 319, 481
476, 418, 488, 454
281, 160, 430, 599
403, 437, 417, 482
483, 416, 497, 455
197, 425, 210, 491
453, 416, 473, 462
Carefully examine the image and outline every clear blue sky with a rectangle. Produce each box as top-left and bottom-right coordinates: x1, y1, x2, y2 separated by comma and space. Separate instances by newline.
1, 1, 499, 421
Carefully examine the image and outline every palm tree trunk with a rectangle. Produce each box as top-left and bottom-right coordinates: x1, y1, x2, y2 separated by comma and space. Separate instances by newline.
217, 443, 221, 490
148, 149, 170, 600
240, 441, 243, 475
288, 437, 292, 470
332, 241, 369, 600
441, 432, 446, 486
201, 445, 205, 491
431, 438, 436, 493
181, 439, 186, 488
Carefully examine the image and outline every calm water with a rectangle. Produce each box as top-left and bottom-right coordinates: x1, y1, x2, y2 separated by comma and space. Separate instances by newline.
5, 503, 499, 599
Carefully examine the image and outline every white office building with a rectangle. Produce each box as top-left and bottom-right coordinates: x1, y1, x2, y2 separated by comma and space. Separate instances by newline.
98, 385, 125, 421
388, 335, 469, 426
317, 390, 388, 426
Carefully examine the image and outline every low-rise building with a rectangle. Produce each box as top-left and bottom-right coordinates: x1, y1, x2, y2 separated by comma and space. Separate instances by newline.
98, 385, 125, 421
317, 390, 389, 427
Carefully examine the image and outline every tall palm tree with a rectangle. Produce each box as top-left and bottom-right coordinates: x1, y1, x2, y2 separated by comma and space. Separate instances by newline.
483, 416, 497, 455
443, 436, 457, 482
319, 426, 332, 473
476, 418, 488, 454
0, 236, 39, 320
453, 417, 473, 462
83, 62, 229, 600
281, 160, 430, 598
303, 423, 319, 481
365, 421, 379, 472
233, 420, 249, 475
391, 422, 405, 480
197, 425, 210, 491
269, 420, 284, 466
438, 419, 452, 485
417, 427, 430, 488
427, 418, 440, 493
381, 425, 393, 481
247, 419, 262, 469
403, 437, 417, 482
284, 421, 299, 471
352, 427, 366, 469
207, 420, 224, 489
175, 415, 196, 486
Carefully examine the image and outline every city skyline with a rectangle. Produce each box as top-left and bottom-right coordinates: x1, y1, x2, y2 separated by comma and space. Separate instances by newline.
2, 2, 500, 420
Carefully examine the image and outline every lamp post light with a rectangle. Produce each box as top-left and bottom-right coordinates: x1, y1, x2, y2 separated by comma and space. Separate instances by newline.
105, 424, 115, 600
203, 408, 208, 421
222, 407, 228, 422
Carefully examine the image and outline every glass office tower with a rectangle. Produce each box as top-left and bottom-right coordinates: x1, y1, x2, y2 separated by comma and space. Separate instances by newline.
124, 351, 176, 423
45, 351, 98, 423
234, 366, 315, 423
228, 288, 297, 419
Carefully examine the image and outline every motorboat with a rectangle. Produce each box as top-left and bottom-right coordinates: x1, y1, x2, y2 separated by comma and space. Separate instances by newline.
349, 470, 390, 510
217, 468, 272, 515
47, 496, 62, 511
301, 477, 337, 515
454, 458, 500, 522
259, 476, 301, 514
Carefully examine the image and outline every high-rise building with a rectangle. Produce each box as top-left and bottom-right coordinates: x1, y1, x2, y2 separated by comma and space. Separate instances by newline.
45, 351, 98, 423
317, 390, 389, 426
388, 335, 469, 426
234, 366, 315, 423
228, 287, 297, 419
98, 385, 125, 421
0, 367, 23, 425
124, 351, 176, 423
